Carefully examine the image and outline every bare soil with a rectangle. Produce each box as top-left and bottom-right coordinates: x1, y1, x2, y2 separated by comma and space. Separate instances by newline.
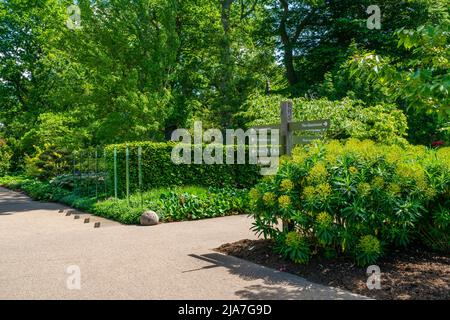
216, 239, 450, 300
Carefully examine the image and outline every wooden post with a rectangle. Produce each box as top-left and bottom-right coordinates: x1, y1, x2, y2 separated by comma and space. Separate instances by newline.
281, 100, 294, 232
280, 100, 293, 156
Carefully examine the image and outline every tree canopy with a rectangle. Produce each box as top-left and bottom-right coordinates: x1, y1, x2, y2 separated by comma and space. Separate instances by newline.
0, 0, 448, 170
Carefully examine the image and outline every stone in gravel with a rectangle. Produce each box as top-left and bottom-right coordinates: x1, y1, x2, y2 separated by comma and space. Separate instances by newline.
140, 211, 159, 226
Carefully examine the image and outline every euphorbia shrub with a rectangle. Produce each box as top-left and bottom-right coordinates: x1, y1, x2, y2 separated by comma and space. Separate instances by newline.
249, 139, 450, 266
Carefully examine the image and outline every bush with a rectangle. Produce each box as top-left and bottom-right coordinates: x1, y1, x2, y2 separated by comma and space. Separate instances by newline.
24, 143, 72, 180
0, 138, 12, 176
156, 187, 249, 222
249, 139, 450, 265
104, 142, 261, 196
238, 95, 408, 145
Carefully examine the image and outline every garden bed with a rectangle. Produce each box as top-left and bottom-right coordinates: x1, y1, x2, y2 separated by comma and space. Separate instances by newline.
216, 239, 450, 300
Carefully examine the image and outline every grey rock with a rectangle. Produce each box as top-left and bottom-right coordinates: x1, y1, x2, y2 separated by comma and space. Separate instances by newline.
140, 211, 159, 226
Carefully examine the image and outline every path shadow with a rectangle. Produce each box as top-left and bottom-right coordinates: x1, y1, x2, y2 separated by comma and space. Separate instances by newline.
0, 187, 70, 215
188, 253, 367, 300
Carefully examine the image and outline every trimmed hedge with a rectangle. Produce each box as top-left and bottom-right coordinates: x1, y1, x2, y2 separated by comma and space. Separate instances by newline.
249, 139, 450, 266
104, 142, 261, 196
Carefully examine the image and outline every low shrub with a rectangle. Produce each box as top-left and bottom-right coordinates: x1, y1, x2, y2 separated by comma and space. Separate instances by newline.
249, 139, 450, 266
156, 187, 249, 222
94, 186, 250, 224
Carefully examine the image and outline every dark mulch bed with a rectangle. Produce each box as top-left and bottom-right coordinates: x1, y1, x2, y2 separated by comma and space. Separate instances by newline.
216, 239, 450, 300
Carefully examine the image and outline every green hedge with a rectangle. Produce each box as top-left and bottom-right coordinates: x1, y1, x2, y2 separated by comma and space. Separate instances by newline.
104, 142, 261, 196
249, 140, 450, 266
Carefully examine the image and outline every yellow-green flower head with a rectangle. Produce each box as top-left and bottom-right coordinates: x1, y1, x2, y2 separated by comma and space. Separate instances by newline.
396, 163, 426, 185
387, 183, 401, 196
262, 192, 276, 206
292, 148, 307, 164
358, 235, 381, 255
406, 145, 427, 160
372, 176, 385, 188
324, 140, 343, 164
385, 147, 402, 165
285, 231, 302, 247
357, 182, 371, 197
436, 148, 450, 169
280, 179, 295, 192
316, 212, 333, 227
262, 176, 275, 183
278, 195, 292, 208
424, 187, 437, 200
249, 188, 260, 201
316, 183, 332, 198
349, 166, 358, 175
302, 186, 316, 200
307, 162, 329, 185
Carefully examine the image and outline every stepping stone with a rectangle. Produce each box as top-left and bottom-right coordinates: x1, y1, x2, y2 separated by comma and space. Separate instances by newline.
94, 222, 101, 228
84, 218, 90, 224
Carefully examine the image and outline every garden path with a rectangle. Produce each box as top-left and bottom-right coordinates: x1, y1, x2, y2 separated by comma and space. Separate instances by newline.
0, 187, 367, 300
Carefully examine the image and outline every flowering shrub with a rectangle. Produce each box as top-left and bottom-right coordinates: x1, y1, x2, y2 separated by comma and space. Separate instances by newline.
249, 139, 450, 265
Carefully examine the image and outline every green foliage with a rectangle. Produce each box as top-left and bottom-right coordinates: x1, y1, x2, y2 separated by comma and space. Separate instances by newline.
249, 139, 450, 265
104, 142, 261, 195
21, 113, 89, 157
276, 231, 311, 265
239, 95, 408, 144
355, 235, 383, 266
0, 138, 12, 176
345, 4, 449, 130
24, 143, 71, 180
156, 187, 249, 222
